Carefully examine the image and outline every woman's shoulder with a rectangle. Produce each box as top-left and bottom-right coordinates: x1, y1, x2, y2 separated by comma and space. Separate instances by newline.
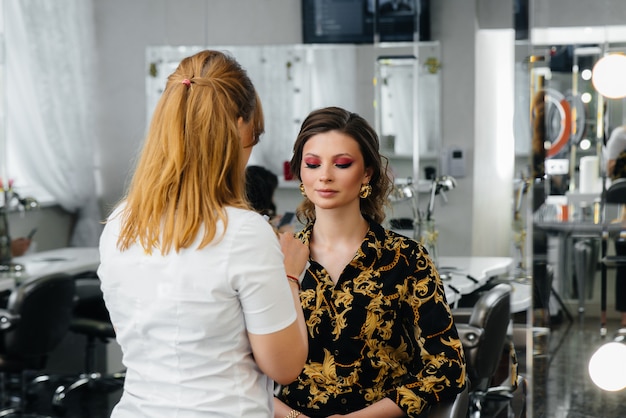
106, 201, 126, 219
226, 206, 268, 223
372, 221, 422, 249
386, 228, 422, 247
614, 125, 626, 136
225, 207, 276, 236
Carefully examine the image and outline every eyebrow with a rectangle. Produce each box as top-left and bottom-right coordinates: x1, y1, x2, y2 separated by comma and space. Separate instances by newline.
303, 152, 354, 159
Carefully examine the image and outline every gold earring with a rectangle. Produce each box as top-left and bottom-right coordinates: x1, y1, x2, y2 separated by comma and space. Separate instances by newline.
299, 183, 306, 196
359, 183, 372, 199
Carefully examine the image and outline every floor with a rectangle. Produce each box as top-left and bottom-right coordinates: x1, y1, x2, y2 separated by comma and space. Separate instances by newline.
531, 314, 626, 418
4, 316, 626, 418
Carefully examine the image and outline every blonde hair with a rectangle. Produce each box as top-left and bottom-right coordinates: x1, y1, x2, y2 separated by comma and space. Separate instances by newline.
116, 50, 264, 254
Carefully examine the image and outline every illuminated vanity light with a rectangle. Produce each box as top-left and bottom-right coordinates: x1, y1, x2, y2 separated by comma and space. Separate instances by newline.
580, 92, 592, 104
592, 54, 626, 99
588, 341, 626, 391
579, 138, 591, 150
581, 69, 592, 81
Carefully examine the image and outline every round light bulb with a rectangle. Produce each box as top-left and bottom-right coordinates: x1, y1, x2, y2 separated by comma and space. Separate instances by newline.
579, 138, 591, 150
592, 54, 626, 99
588, 342, 626, 391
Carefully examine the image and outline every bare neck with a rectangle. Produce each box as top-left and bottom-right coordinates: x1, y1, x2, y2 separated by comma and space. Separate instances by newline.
312, 206, 369, 248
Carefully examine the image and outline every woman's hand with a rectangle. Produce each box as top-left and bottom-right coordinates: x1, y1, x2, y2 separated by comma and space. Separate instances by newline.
10, 237, 31, 257
274, 397, 312, 418
279, 232, 309, 280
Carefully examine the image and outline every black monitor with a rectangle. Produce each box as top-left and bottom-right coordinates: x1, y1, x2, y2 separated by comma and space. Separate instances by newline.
302, 0, 430, 44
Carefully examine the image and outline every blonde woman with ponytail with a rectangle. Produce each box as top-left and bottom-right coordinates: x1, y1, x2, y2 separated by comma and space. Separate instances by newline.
98, 50, 308, 418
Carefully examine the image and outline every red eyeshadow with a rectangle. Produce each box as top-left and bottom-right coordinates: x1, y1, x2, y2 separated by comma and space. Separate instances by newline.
334, 157, 354, 165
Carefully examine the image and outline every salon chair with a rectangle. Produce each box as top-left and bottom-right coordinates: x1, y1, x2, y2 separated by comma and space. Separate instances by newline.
600, 178, 626, 335
427, 383, 469, 418
453, 283, 522, 417
51, 271, 125, 415
0, 272, 75, 417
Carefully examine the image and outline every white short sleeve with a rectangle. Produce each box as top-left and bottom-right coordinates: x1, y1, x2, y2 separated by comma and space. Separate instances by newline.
227, 211, 297, 335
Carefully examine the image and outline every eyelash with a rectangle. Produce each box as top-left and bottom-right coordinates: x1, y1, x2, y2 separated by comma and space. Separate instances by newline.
304, 162, 353, 169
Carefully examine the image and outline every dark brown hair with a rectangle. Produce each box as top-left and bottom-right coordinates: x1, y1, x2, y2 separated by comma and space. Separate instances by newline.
613, 150, 626, 180
289, 106, 392, 224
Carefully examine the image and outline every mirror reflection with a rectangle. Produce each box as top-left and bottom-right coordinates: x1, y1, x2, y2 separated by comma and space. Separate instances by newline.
527, 17, 626, 416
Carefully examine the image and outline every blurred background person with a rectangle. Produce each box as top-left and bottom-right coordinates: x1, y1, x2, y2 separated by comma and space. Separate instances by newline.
605, 125, 626, 329
246, 165, 295, 233
245, 165, 278, 219
10, 237, 31, 257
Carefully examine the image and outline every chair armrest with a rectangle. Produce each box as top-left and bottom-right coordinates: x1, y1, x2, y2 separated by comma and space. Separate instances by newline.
452, 308, 473, 324
0, 308, 20, 331
456, 324, 484, 349
483, 385, 514, 400
427, 384, 469, 418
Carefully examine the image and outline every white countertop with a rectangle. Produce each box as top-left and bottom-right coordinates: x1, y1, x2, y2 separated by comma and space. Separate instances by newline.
1, 249, 527, 311
0, 247, 100, 291
437, 256, 530, 312
14, 247, 100, 277
438, 256, 514, 304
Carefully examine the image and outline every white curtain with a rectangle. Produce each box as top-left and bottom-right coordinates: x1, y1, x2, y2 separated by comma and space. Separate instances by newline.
4, 0, 101, 247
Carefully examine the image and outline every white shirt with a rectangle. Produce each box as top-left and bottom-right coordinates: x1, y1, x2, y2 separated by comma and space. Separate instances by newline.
606, 126, 626, 161
98, 205, 296, 417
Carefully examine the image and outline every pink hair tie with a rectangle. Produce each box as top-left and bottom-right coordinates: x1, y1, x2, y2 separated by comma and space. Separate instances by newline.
181, 79, 191, 87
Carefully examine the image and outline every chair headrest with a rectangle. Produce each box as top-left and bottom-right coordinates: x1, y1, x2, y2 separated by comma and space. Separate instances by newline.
606, 178, 626, 204
469, 283, 511, 328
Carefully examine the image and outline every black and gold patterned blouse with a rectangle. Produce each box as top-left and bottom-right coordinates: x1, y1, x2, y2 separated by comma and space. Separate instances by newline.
277, 220, 466, 417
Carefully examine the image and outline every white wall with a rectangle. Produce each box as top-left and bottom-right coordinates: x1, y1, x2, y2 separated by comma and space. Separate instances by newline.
93, 0, 302, 216
532, 0, 624, 29
8, 205, 74, 252
429, 0, 479, 256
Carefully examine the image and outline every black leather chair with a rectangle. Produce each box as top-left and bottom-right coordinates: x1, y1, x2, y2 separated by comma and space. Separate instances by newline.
0, 272, 75, 417
453, 283, 521, 417
600, 178, 626, 335
51, 271, 124, 415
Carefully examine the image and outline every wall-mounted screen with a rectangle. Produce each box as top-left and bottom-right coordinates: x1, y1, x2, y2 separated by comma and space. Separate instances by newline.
302, 0, 429, 44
